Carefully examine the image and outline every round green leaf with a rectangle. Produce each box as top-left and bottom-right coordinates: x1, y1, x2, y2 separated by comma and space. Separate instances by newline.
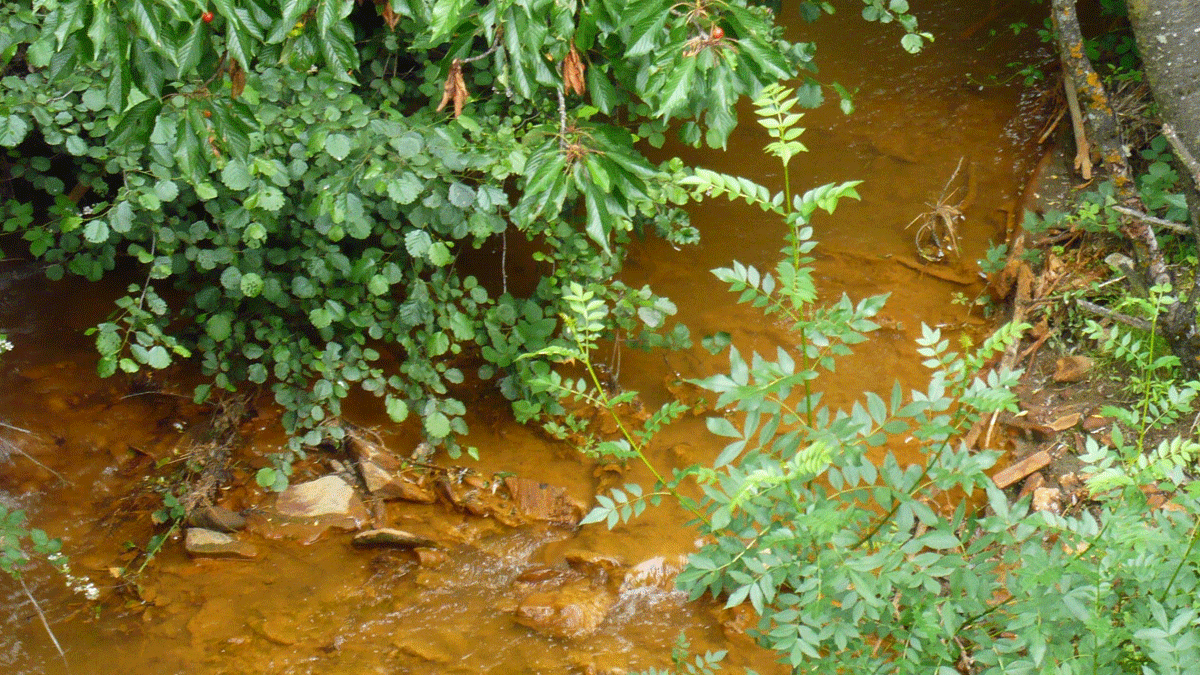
367, 274, 389, 296
386, 396, 409, 423
240, 272, 264, 297
325, 134, 352, 161
221, 160, 252, 191
424, 411, 451, 438
309, 307, 332, 329
83, 219, 109, 243
206, 314, 232, 342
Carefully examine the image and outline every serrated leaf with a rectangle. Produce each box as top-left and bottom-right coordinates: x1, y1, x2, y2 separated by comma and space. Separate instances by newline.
385, 395, 408, 422
221, 159, 252, 190
324, 133, 351, 161
83, 219, 109, 243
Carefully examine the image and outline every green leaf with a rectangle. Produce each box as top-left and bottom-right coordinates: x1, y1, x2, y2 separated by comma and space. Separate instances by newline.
310, 307, 332, 329
368, 274, 389, 296
0, 114, 31, 147
83, 219, 109, 243
144, 345, 171, 369
324, 133, 352, 161
428, 241, 452, 266
221, 159, 252, 191
448, 182, 475, 208
424, 411, 451, 438
176, 19, 206, 75
240, 272, 264, 297
206, 314, 232, 341
385, 396, 408, 422
154, 179, 178, 202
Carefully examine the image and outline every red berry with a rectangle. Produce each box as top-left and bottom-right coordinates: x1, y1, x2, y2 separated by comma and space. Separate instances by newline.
202, 11, 214, 23
711, 25, 725, 40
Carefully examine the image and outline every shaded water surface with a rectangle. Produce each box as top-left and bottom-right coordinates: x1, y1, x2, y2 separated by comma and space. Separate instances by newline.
0, 2, 1049, 673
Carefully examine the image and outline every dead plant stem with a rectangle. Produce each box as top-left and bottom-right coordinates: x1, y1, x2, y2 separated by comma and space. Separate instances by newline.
19, 575, 70, 673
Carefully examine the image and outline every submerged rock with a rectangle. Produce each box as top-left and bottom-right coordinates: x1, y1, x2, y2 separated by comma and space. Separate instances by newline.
564, 549, 624, 585
619, 555, 689, 592
186, 505, 247, 533
504, 476, 584, 527
184, 527, 259, 559
351, 528, 439, 549
514, 578, 617, 639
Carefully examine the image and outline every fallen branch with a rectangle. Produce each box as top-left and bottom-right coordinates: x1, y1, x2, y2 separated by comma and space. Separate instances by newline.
1112, 205, 1191, 234
1061, 70, 1092, 179
1076, 298, 1153, 332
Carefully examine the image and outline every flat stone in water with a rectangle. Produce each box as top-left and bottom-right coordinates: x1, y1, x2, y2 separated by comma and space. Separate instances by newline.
275, 475, 369, 523
184, 527, 259, 559
352, 528, 439, 549
186, 505, 247, 533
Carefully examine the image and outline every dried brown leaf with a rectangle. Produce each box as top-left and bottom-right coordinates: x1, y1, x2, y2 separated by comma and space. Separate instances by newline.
563, 44, 586, 96
229, 58, 246, 99
381, 3, 399, 30
437, 60, 469, 116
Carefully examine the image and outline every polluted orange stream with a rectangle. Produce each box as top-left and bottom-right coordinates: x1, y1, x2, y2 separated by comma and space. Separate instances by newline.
0, 2, 1049, 673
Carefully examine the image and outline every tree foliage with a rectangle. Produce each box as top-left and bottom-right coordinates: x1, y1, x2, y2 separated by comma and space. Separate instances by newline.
578, 83, 1200, 675
0, 0, 925, 484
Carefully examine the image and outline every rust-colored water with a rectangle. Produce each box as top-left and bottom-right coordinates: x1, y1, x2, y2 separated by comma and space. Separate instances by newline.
0, 2, 1049, 673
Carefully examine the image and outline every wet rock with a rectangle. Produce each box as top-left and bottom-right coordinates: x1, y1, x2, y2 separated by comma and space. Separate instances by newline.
275, 475, 369, 527
348, 431, 437, 503
511, 566, 583, 595
251, 615, 300, 646
715, 601, 758, 641
1018, 472, 1045, 500
414, 548, 446, 568
186, 505, 246, 533
438, 472, 524, 527
351, 528, 439, 550
394, 635, 454, 663
564, 549, 624, 584
1031, 487, 1062, 514
619, 555, 688, 592
514, 578, 617, 639
185, 527, 258, 559
504, 476, 584, 527
1053, 356, 1094, 383
992, 449, 1052, 489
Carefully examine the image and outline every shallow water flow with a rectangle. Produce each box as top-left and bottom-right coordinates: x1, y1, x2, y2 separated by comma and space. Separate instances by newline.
0, 2, 1048, 673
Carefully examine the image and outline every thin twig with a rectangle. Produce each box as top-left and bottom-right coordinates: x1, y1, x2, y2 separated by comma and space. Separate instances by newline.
459, 40, 502, 64
19, 575, 70, 673
0, 434, 70, 484
119, 390, 193, 400
557, 87, 568, 151
1111, 205, 1191, 234
1076, 299, 1153, 332
0, 420, 34, 435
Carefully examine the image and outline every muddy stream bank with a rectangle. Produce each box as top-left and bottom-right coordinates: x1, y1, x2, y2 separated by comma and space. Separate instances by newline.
1, 3, 1050, 673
